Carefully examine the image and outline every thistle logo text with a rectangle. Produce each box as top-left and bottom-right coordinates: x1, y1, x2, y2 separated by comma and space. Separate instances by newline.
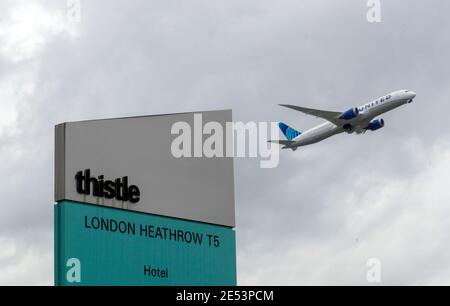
75, 169, 140, 203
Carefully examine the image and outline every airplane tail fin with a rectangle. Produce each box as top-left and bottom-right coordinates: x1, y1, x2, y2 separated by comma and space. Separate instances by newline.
278, 122, 301, 141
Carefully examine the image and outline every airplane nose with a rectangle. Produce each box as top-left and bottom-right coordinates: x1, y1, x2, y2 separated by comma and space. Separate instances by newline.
406, 91, 416, 103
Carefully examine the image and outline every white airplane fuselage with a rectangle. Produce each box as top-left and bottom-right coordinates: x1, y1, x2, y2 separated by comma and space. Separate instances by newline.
288, 90, 416, 149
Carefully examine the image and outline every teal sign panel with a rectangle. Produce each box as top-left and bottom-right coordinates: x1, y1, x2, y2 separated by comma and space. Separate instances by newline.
54, 201, 236, 286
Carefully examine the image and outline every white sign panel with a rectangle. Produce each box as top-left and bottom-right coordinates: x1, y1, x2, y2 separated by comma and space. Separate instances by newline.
55, 110, 235, 227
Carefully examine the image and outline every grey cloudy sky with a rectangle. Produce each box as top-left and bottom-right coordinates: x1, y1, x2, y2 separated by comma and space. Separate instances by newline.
1, 0, 450, 285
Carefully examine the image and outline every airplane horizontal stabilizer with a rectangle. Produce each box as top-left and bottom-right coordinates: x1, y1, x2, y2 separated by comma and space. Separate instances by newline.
268, 139, 298, 150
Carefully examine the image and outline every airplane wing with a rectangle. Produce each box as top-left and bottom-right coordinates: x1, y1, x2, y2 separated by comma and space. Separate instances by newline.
279, 104, 342, 125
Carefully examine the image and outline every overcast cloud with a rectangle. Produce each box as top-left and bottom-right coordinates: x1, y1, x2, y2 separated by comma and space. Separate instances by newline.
1, 0, 450, 285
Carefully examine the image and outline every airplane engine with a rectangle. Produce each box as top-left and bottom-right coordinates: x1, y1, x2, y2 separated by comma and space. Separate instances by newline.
340, 107, 359, 120
367, 118, 385, 131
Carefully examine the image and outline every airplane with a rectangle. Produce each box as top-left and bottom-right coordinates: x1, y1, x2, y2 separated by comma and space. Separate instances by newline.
269, 89, 416, 151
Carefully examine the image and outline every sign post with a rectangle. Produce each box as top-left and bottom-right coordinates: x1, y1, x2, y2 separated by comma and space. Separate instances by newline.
54, 111, 236, 285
